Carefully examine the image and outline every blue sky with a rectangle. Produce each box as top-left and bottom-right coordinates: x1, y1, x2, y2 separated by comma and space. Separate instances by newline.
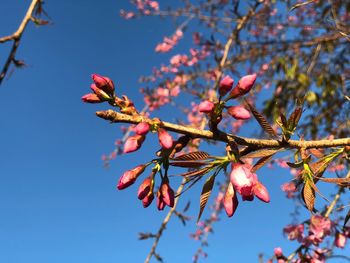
0, 1, 348, 262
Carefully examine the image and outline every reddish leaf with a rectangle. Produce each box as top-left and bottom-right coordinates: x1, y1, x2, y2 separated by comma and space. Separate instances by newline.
169, 161, 208, 168
243, 148, 282, 159
172, 151, 210, 161
302, 181, 315, 212
251, 154, 274, 173
245, 101, 278, 138
197, 174, 215, 222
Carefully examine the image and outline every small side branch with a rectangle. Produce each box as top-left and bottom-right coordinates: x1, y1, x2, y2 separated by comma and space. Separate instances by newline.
144, 179, 185, 263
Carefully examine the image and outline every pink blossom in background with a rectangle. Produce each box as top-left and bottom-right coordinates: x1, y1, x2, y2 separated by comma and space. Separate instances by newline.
281, 182, 297, 198
149, 1, 159, 11
283, 224, 304, 242
307, 215, 332, 245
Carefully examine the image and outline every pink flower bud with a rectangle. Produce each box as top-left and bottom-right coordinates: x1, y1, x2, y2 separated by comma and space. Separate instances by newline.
158, 128, 173, 149
123, 135, 146, 153
228, 73, 256, 99
81, 93, 102, 103
117, 165, 146, 190
91, 73, 115, 94
198, 100, 214, 113
253, 181, 270, 203
274, 247, 283, 258
227, 106, 251, 120
242, 194, 254, 201
90, 84, 111, 100
156, 191, 166, 210
137, 177, 153, 200
160, 181, 175, 207
219, 75, 234, 96
223, 183, 239, 217
334, 232, 347, 248
230, 163, 258, 200
135, 122, 150, 135
142, 192, 154, 208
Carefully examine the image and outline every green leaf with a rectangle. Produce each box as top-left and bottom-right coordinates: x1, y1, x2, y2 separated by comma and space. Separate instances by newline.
197, 174, 216, 222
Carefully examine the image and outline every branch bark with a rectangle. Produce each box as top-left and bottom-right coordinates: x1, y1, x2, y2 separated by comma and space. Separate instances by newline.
96, 110, 350, 149
0, 0, 41, 85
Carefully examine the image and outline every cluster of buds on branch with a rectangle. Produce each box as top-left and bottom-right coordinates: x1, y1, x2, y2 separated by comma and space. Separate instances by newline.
198, 74, 256, 131
82, 73, 350, 221
82, 72, 274, 219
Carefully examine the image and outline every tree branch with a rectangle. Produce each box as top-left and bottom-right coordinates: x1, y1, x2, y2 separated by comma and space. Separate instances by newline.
0, 0, 41, 85
96, 110, 350, 149
144, 179, 185, 263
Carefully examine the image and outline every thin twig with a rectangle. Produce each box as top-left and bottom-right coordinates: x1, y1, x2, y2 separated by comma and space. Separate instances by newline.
0, 0, 41, 85
144, 179, 185, 263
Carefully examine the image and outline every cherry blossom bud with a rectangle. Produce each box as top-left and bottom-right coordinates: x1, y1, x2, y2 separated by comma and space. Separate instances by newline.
219, 75, 234, 96
230, 163, 258, 200
156, 191, 166, 210
274, 247, 283, 258
81, 93, 102, 103
334, 232, 347, 248
228, 73, 256, 99
227, 106, 251, 120
198, 100, 214, 113
135, 122, 150, 135
142, 192, 154, 208
90, 84, 111, 100
117, 165, 146, 190
242, 194, 254, 201
253, 181, 270, 203
158, 128, 173, 149
137, 176, 153, 200
160, 181, 175, 207
91, 73, 115, 94
223, 183, 239, 217
123, 135, 146, 153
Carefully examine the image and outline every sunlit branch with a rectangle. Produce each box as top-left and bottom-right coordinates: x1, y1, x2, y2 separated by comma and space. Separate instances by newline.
0, 0, 41, 85
96, 110, 350, 149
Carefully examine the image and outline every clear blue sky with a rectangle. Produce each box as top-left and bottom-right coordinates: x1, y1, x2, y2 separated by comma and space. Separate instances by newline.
0, 1, 348, 262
